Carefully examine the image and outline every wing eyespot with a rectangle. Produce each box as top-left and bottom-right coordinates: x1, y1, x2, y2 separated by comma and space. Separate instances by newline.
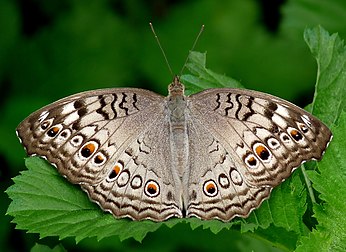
93, 152, 107, 166
145, 180, 160, 197
203, 180, 218, 197
230, 168, 243, 186
116, 169, 130, 187
244, 154, 259, 169
288, 127, 304, 142
267, 137, 280, 149
130, 175, 142, 189
79, 141, 98, 159
70, 135, 83, 147
107, 161, 123, 182
46, 124, 63, 138
253, 142, 272, 162
218, 173, 230, 189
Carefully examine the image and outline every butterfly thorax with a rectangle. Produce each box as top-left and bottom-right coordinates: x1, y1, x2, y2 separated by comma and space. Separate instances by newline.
166, 76, 189, 180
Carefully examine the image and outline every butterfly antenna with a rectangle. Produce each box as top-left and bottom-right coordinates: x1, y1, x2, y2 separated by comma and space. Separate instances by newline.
150, 22, 174, 77
180, 24, 205, 76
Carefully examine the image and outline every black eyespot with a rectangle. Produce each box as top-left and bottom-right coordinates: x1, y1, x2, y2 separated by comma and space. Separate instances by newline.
147, 186, 157, 194
203, 180, 218, 197
270, 140, 277, 146
80, 142, 96, 158
290, 129, 303, 141
41, 121, 50, 130
60, 131, 68, 138
207, 186, 215, 194
47, 126, 60, 137
190, 190, 197, 201
94, 154, 104, 164
248, 157, 257, 166
167, 191, 173, 201
144, 180, 160, 197
282, 135, 289, 141
78, 108, 88, 117
254, 144, 271, 161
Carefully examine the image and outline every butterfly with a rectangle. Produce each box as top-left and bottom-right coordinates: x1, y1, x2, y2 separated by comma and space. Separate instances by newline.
16, 74, 332, 222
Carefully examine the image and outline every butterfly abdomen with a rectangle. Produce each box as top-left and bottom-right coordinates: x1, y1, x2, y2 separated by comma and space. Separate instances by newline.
166, 92, 189, 180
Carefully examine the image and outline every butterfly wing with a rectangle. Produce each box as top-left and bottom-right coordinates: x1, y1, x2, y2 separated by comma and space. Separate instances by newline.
185, 88, 332, 221
17, 88, 183, 221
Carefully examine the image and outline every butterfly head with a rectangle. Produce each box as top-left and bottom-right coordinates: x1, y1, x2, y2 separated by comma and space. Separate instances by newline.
168, 76, 185, 97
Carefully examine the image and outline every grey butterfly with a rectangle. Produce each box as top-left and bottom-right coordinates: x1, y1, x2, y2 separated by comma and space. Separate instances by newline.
16, 76, 332, 222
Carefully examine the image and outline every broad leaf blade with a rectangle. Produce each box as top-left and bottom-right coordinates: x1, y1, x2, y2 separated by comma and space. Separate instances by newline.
181, 51, 243, 95
246, 172, 307, 235
296, 112, 346, 251
304, 26, 346, 125
295, 27, 346, 251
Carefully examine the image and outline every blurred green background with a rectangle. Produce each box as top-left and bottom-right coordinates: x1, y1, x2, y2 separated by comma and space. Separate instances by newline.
1, 0, 345, 251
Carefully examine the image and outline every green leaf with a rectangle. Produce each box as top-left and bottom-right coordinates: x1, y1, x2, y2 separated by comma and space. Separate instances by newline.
247, 172, 307, 235
30, 243, 67, 252
296, 111, 346, 251
304, 26, 346, 125
295, 27, 346, 252
181, 51, 243, 95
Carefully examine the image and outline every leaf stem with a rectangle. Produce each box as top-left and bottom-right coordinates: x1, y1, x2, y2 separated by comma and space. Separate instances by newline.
301, 163, 316, 204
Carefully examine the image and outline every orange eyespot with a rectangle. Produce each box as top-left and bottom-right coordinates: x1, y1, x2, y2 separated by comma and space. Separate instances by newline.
94, 154, 104, 164
107, 161, 123, 181
290, 129, 303, 141
147, 183, 157, 193
145, 180, 160, 197
255, 144, 270, 160
113, 164, 121, 175
81, 142, 96, 158
255, 145, 265, 155
248, 156, 257, 166
47, 126, 61, 137
203, 180, 218, 197
206, 183, 215, 193
245, 154, 259, 168
291, 129, 298, 135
